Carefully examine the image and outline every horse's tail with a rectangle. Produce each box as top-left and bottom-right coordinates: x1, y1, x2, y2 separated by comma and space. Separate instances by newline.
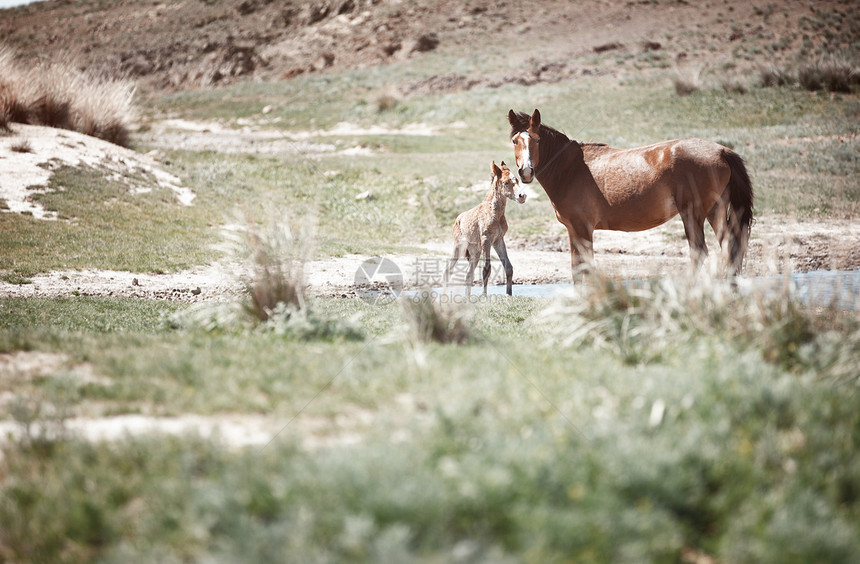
723, 149, 754, 275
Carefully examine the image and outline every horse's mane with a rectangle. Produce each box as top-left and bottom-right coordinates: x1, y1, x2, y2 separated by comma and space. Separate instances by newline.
509, 111, 569, 145
510, 111, 604, 176
509, 111, 605, 149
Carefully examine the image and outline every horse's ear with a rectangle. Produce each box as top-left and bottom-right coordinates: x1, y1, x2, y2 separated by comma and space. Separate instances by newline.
530, 108, 541, 129
507, 109, 518, 128
500, 160, 507, 169
491, 160, 502, 178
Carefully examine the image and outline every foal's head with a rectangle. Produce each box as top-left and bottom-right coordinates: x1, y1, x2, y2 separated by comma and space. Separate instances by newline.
492, 160, 527, 204
508, 108, 541, 184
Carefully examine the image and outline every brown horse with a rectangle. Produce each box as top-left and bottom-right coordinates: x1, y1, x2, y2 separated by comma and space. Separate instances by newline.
508, 109, 753, 281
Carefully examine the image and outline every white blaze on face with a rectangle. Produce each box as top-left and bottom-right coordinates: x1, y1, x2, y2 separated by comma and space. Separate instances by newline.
517, 132, 532, 170
516, 131, 536, 183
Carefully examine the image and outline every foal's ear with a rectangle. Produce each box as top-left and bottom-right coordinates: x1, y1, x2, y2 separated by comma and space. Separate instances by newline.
530, 108, 541, 130
507, 109, 518, 128
491, 160, 502, 178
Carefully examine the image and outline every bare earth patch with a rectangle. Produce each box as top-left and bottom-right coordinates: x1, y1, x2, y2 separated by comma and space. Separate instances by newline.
139, 118, 456, 155
0, 124, 194, 219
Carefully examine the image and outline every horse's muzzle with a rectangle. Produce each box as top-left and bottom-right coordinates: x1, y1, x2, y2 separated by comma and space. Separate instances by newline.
518, 167, 534, 184
517, 193, 527, 204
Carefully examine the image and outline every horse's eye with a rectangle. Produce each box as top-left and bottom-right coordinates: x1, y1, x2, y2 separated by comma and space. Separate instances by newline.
512, 138, 517, 145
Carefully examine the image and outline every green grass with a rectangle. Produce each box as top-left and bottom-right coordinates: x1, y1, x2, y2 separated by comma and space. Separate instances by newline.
1, 289, 859, 562
0, 165, 220, 276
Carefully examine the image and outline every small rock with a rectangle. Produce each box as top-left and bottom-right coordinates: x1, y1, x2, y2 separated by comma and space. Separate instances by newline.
355, 189, 373, 201
312, 52, 335, 71
132, 278, 139, 286
191, 287, 202, 295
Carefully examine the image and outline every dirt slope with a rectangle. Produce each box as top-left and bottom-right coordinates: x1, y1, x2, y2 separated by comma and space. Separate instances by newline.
1, 0, 855, 93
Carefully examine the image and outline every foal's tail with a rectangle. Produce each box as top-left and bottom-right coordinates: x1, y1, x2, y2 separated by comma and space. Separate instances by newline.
723, 150, 754, 275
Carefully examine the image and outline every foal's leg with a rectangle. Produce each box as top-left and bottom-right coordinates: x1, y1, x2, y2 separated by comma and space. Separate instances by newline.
444, 243, 464, 290
493, 238, 514, 295
465, 247, 479, 299
481, 238, 493, 296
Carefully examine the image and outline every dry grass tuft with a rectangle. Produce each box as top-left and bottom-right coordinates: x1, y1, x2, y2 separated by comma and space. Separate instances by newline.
720, 78, 748, 94
10, 139, 32, 153
220, 213, 314, 324
672, 75, 699, 96
539, 269, 831, 368
401, 295, 473, 345
0, 45, 135, 146
758, 64, 794, 87
374, 88, 401, 113
798, 56, 858, 93
0, 104, 10, 133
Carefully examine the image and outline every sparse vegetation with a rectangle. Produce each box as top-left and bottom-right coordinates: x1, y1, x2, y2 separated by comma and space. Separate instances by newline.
720, 77, 748, 94
10, 138, 31, 153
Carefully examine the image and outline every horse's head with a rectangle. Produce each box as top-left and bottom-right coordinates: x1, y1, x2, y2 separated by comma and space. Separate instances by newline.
508, 108, 541, 184
493, 160, 527, 204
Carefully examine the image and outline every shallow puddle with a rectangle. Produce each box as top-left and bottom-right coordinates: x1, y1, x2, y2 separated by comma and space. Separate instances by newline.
415, 269, 860, 310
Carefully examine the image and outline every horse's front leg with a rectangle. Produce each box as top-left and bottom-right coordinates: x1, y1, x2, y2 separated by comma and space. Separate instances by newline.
566, 225, 594, 284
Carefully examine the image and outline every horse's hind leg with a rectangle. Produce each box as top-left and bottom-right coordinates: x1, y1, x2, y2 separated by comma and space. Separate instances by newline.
680, 209, 708, 272
706, 189, 731, 274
